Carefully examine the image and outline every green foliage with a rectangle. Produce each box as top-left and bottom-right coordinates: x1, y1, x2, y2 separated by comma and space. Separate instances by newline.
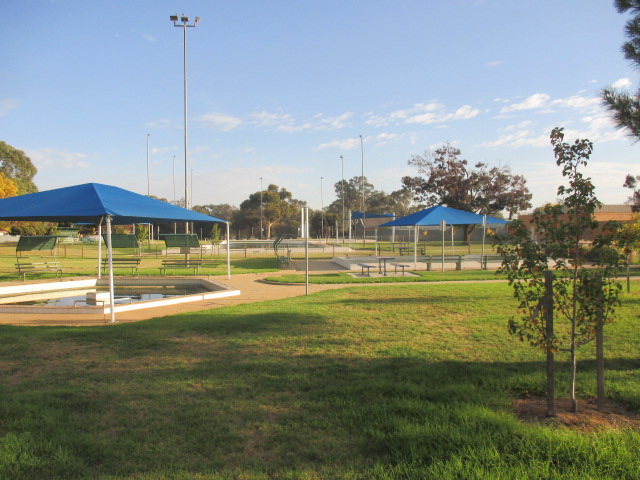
210, 224, 221, 244
0, 141, 38, 194
402, 142, 532, 219
134, 224, 149, 243
495, 128, 624, 409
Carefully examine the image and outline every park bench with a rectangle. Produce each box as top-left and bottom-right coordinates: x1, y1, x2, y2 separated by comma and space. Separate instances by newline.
390, 262, 411, 276
15, 261, 63, 280
357, 263, 375, 276
160, 259, 202, 275
423, 255, 463, 271
101, 257, 142, 275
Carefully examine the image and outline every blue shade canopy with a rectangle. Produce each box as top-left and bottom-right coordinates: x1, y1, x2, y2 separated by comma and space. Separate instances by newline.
0, 183, 226, 225
380, 205, 508, 227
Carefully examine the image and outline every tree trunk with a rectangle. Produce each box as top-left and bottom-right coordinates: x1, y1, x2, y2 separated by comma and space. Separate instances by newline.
595, 276, 605, 412
544, 271, 555, 417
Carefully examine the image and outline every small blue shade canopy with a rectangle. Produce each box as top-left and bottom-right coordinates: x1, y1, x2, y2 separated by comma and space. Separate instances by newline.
380, 205, 508, 227
0, 183, 225, 225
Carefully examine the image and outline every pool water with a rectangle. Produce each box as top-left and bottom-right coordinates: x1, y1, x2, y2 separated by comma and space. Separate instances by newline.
8, 286, 208, 307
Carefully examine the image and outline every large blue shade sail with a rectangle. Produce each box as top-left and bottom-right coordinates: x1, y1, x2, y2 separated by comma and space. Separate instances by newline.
380, 205, 508, 227
0, 183, 226, 225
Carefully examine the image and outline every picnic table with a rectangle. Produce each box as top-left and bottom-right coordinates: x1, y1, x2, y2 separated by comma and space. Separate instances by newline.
373, 256, 395, 276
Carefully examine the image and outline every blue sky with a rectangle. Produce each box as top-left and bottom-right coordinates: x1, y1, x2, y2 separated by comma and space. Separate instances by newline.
1, 0, 638, 212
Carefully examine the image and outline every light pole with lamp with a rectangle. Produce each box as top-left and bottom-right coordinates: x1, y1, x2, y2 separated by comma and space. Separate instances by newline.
320, 176, 324, 240
260, 177, 263, 240
146, 133, 151, 196
170, 13, 200, 233
172, 155, 176, 203
340, 155, 345, 243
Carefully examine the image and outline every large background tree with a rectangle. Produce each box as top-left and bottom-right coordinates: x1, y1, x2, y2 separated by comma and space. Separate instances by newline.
0, 141, 38, 194
237, 184, 300, 239
402, 143, 532, 241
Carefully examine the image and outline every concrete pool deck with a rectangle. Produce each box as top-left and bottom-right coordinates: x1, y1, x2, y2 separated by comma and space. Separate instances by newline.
0, 261, 349, 326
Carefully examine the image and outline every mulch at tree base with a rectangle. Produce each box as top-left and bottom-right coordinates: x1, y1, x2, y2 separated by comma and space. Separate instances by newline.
513, 396, 640, 432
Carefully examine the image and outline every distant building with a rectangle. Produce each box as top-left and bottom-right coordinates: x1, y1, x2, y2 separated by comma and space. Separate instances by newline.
517, 204, 634, 242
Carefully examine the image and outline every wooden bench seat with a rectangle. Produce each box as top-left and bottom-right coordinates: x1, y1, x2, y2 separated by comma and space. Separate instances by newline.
101, 257, 142, 275
15, 261, 63, 280
160, 259, 202, 275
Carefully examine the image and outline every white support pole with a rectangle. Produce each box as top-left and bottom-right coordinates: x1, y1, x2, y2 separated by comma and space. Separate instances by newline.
482, 214, 487, 270
304, 206, 309, 296
106, 215, 116, 324
226, 222, 231, 279
414, 225, 418, 269
440, 220, 446, 272
97, 218, 103, 279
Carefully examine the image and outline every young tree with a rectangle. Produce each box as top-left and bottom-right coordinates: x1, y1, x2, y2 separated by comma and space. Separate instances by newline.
496, 128, 623, 414
403, 143, 532, 241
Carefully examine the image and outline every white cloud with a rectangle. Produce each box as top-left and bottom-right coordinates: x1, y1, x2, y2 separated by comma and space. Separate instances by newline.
248, 110, 351, 132
486, 60, 503, 67
612, 77, 632, 89
315, 137, 361, 151
500, 93, 551, 113
145, 118, 178, 129
26, 148, 90, 170
387, 102, 480, 125
0, 98, 18, 117
141, 33, 157, 43
198, 112, 243, 132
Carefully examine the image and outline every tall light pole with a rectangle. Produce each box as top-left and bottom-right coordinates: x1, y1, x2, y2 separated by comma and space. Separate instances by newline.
146, 133, 151, 196
360, 135, 365, 243
340, 155, 345, 243
320, 176, 324, 239
170, 13, 200, 233
172, 155, 176, 202
260, 177, 263, 240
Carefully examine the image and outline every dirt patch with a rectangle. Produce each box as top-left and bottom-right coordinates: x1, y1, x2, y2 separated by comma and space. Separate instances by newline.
513, 396, 640, 432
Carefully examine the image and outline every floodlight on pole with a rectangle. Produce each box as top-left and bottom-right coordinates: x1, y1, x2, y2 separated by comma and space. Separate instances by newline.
172, 155, 176, 202
260, 177, 263, 240
320, 176, 324, 239
340, 155, 345, 243
170, 13, 199, 233
146, 134, 151, 196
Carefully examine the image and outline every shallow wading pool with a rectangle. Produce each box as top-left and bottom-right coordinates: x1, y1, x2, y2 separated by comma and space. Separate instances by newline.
0, 277, 241, 315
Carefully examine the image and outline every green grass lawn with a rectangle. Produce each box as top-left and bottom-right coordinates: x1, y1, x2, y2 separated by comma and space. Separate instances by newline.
0, 282, 638, 479
0, 251, 280, 281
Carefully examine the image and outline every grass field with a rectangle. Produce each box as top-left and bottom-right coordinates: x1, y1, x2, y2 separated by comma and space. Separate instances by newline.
0, 282, 638, 479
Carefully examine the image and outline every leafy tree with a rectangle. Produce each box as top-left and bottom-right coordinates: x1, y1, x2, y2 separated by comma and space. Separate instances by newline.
0, 141, 38, 194
192, 203, 238, 221
330, 176, 377, 214
601, 0, 640, 139
238, 184, 300, 238
402, 143, 532, 241
602, 1, 640, 209
495, 128, 623, 414
614, 213, 640, 291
